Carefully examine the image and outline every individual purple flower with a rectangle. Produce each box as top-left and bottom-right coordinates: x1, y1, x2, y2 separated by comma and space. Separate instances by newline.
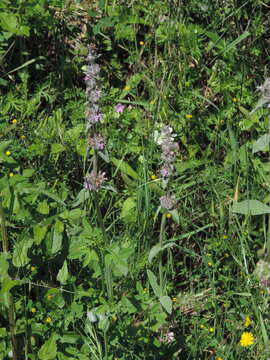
160, 194, 176, 210
115, 103, 125, 113
88, 134, 106, 150
86, 107, 103, 125
84, 171, 107, 192
160, 164, 174, 178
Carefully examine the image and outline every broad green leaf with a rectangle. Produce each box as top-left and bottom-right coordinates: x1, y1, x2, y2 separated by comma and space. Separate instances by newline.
57, 261, 69, 285
54, 220, 64, 233
252, 134, 270, 154
51, 143, 66, 154
120, 197, 136, 221
147, 269, 162, 298
37, 200, 49, 215
51, 232, 62, 254
159, 295, 172, 314
148, 242, 175, 263
232, 200, 270, 215
22, 169, 35, 177
0, 278, 20, 295
12, 239, 33, 267
112, 157, 139, 180
38, 333, 58, 360
33, 225, 47, 245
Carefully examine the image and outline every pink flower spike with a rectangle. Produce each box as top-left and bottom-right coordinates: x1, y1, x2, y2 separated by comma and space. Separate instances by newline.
115, 103, 125, 113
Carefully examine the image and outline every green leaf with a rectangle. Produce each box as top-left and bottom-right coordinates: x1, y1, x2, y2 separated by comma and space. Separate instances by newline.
51, 143, 66, 154
51, 232, 62, 254
37, 200, 49, 215
38, 333, 58, 360
232, 200, 270, 215
224, 31, 249, 52
147, 269, 162, 298
148, 242, 175, 263
120, 197, 136, 221
159, 295, 172, 314
57, 261, 69, 285
252, 134, 270, 154
0, 253, 10, 281
33, 225, 47, 245
112, 157, 139, 180
12, 239, 33, 267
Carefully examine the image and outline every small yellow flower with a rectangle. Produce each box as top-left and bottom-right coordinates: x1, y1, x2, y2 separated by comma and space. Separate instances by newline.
244, 316, 252, 328
224, 253, 229, 258
151, 175, 157, 180
200, 324, 205, 329
223, 235, 228, 239
30, 266, 36, 272
208, 261, 213, 267
216, 357, 223, 360
124, 85, 130, 91
150, 100, 155, 105
166, 213, 172, 219
45, 317, 52, 323
12, 119, 17, 124
185, 114, 193, 119
172, 297, 177, 303
47, 294, 53, 300
232, 97, 238, 102
5, 151, 11, 156
260, 289, 265, 295
31, 308, 36, 313
139, 41, 144, 45
239, 331, 254, 347
9, 172, 14, 177
20, 135, 26, 139
209, 327, 214, 333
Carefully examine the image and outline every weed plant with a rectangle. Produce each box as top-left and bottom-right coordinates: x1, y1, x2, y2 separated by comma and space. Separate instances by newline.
1, 0, 270, 359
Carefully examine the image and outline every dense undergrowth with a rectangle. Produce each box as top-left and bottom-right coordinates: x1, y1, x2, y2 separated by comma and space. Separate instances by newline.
1, 0, 270, 359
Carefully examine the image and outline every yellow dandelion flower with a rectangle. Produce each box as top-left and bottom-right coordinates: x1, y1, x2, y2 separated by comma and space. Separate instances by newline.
244, 316, 252, 328
185, 114, 193, 119
239, 332, 254, 347
9, 173, 14, 177
139, 41, 144, 46
200, 324, 205, 329
224, 253, 229, 258
12, 119, 17, 124
223, 235, 228, 239
124, 85, 130, 91
31, 308, 36, 313
209, 327, 214, 333
20, 135, 26, 139
151, 175, 157, 180
5, 151, 11, 156
166, 213, 172, 219
208, 261, 213, 267
232, 97, 238, 102
30, 266, 36, 272
45, 317, 52, 323
172, 297, 177, 303
216, 357, 223, 360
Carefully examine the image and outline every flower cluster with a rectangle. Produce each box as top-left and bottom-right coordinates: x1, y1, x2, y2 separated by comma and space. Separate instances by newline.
84, 48, 103, 128
156, 125, 179, 211
84, 46, 107, 192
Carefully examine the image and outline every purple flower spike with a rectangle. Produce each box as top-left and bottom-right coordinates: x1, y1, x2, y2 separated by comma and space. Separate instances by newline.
160, 194, 176, 210
84, 171, 107, 192
89, 134, 106, 150
115, 103, 125, 113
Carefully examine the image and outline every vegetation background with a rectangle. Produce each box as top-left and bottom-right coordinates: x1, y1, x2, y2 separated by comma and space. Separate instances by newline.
1, 0, 270, 359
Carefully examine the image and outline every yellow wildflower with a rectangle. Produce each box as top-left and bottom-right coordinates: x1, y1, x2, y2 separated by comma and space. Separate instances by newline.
209, 327, 214, 333
12, 119, 17, 124
166, 213, 172, 219
151, 175, 157, 180
223, 235, 228, 239
200, 324, 205, 329
244, 316, 252, 328
224, 253, 229, 258
172, 297, 177, 303
20, 135, 26, 139
5, 151, 11, 156
139, 41, 144, 45
45, 317, 52, 323
143, 288, 148, 293
208, 261, 213, 267
124, 85, 130, 91
30, 266, 36, 272
9, 173, 14, 177
232, 97, 238, 102
47, 294, 53, 300
31, 308, 36, 313
239, 332, 254, 347
185, 114, 193, 119
216, 358, 223, 360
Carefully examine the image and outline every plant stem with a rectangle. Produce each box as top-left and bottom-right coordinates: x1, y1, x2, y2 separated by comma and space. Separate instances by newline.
0, 206, 18, 360
267, 114, 270, 260
159, 214, 166, 294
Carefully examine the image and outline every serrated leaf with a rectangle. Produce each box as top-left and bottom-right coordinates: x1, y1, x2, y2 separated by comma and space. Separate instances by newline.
57, 261, 69, 285
232, 199, 270, 215
252, 134, 270, 154
159, 295, 172, 314
12, 239, 33, 267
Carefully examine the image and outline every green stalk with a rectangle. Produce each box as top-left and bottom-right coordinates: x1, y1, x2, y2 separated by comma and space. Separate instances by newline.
267, 114, 270, 260
0, 206, 18, 360
159, 214, 166, 294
